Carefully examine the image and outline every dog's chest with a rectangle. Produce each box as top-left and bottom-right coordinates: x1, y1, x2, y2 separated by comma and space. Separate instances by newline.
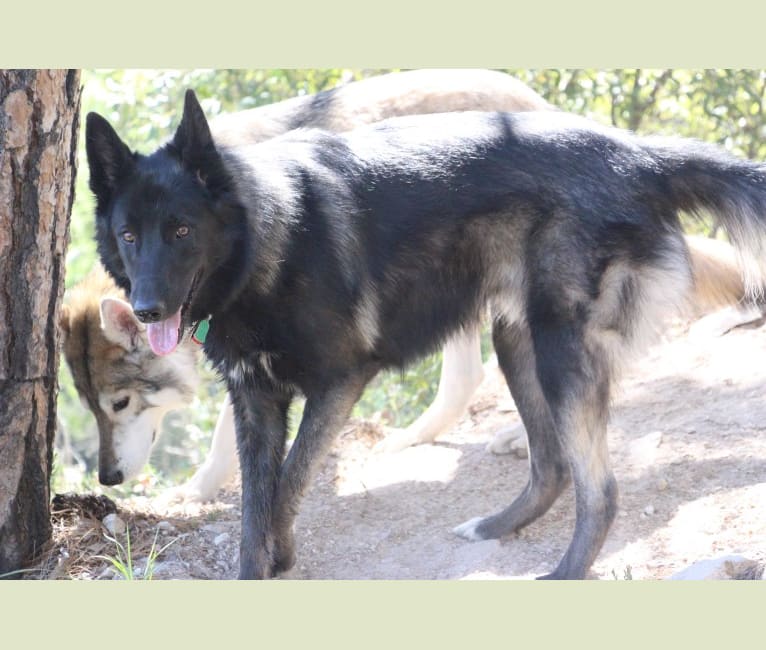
203, 311, 323, 391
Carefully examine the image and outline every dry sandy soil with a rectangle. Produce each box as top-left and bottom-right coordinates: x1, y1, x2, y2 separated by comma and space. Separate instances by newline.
39, 311, 766, 580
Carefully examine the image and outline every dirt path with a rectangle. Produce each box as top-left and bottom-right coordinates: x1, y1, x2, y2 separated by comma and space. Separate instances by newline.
43, 315, 766, 580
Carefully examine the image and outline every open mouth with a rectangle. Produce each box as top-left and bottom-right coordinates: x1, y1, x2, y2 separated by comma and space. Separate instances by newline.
145, 270, 202, 356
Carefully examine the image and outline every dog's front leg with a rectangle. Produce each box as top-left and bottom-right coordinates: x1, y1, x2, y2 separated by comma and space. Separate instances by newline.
228, 381, 292, 580
270, 372, 371, 575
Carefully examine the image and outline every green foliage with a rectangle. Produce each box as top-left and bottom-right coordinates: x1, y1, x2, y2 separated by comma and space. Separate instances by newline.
354, 354, 442, 426
59, 68, 766, 490
505, 69, 766, 157
97, 526, 179, 580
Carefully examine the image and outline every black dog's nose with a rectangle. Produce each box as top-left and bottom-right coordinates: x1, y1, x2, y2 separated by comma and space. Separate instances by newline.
134, 308, 162, 323
99, 468, 124, 486
133, 300, 165, 323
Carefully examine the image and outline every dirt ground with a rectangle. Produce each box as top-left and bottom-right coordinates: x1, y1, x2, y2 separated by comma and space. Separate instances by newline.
39, 312, 766, 580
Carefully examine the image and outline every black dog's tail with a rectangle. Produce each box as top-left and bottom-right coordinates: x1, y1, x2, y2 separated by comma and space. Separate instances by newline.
648, 136, 766, 299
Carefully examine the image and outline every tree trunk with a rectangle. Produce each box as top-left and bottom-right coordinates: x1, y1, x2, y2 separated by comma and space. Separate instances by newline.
0, 69, 81, 576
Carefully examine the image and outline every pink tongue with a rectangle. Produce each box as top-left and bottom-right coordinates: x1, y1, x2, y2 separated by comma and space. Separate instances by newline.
146, 309, 182, 356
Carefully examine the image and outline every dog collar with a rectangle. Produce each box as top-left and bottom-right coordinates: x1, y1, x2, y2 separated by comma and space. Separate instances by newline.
191, 318, 210, 345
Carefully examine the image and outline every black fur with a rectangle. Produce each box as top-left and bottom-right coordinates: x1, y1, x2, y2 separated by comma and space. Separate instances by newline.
86, 90, 766, 579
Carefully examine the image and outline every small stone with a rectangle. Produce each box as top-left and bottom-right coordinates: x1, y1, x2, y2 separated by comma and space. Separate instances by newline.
643, 504, 655, 516
102, 513, 126, 536
213, 532, 231, 546
656, 478, 668, 491
97, 566, 114, 580
157, 521, 175, 533
202, 524, 226, 535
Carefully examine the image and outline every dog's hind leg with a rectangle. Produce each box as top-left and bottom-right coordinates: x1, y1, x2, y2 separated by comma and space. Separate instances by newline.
270, 370, 373, 575
454, 318, 570, 541
530, 320, 618, 580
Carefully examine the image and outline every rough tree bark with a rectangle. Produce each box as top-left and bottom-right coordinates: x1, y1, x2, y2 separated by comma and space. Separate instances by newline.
0, 69, 81, 576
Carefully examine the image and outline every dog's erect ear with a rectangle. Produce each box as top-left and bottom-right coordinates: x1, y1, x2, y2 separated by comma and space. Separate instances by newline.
100, 297, 145, 351
172, 90, 216, 174
86, 113, 135, 210
59, 304, 71, 339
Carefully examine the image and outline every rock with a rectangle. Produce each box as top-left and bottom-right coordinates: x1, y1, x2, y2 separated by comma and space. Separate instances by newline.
202, 523, 226, 535
213, 532, 231, 546
156, 520, 176, 534
656, 478, 668, 491
102, 513, 126, 536
643, 504, 655, 516
97, 566, 115, 580
669, 555, 764, 580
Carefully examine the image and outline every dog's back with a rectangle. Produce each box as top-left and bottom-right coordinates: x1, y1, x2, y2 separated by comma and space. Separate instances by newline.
210, 69, 554, 146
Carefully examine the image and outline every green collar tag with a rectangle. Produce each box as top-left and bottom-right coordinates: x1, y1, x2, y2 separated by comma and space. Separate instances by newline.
191, 319, 210, 345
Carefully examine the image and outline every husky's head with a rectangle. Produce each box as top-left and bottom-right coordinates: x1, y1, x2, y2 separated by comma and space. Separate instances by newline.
60, 270, 199, 485
84, 90, 248, 358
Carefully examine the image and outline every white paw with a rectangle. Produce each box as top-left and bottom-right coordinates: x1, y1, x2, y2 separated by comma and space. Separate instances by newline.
486, 423, 527, 457
453, 516, 487, 541
153, 483, 208, 509
372, 426, 424, 454
486, 428, 516, 455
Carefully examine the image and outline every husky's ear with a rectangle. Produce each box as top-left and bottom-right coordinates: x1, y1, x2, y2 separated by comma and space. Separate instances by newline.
100, 297, 145, 351
172, 90, 223, 188
59, 303, 71, 340
85, 113, 135, 210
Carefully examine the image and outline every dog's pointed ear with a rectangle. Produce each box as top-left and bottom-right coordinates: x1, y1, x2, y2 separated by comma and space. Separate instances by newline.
59, 303, 71, 340
100, 297, 145, 351
173, 90, 216, 170
86, 112, 135, 210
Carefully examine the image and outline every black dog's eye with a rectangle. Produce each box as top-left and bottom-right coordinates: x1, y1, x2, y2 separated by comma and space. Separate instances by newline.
121, 231, 136, 244
176, 225, 190, 239
113, 396, 130, 412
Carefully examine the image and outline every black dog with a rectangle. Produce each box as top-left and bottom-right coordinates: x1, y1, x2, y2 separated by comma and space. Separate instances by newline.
86, 90, 766, 579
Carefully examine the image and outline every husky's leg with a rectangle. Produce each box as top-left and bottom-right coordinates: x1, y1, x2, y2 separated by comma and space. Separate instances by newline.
270, 372, 372, 575
156, 393, 238, 505
454, 319, 570, 540
230, 383, 291, 580
373, 328, 485, 453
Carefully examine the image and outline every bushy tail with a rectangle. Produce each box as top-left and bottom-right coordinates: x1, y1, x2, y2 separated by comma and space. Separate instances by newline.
649, 137, 766, 299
